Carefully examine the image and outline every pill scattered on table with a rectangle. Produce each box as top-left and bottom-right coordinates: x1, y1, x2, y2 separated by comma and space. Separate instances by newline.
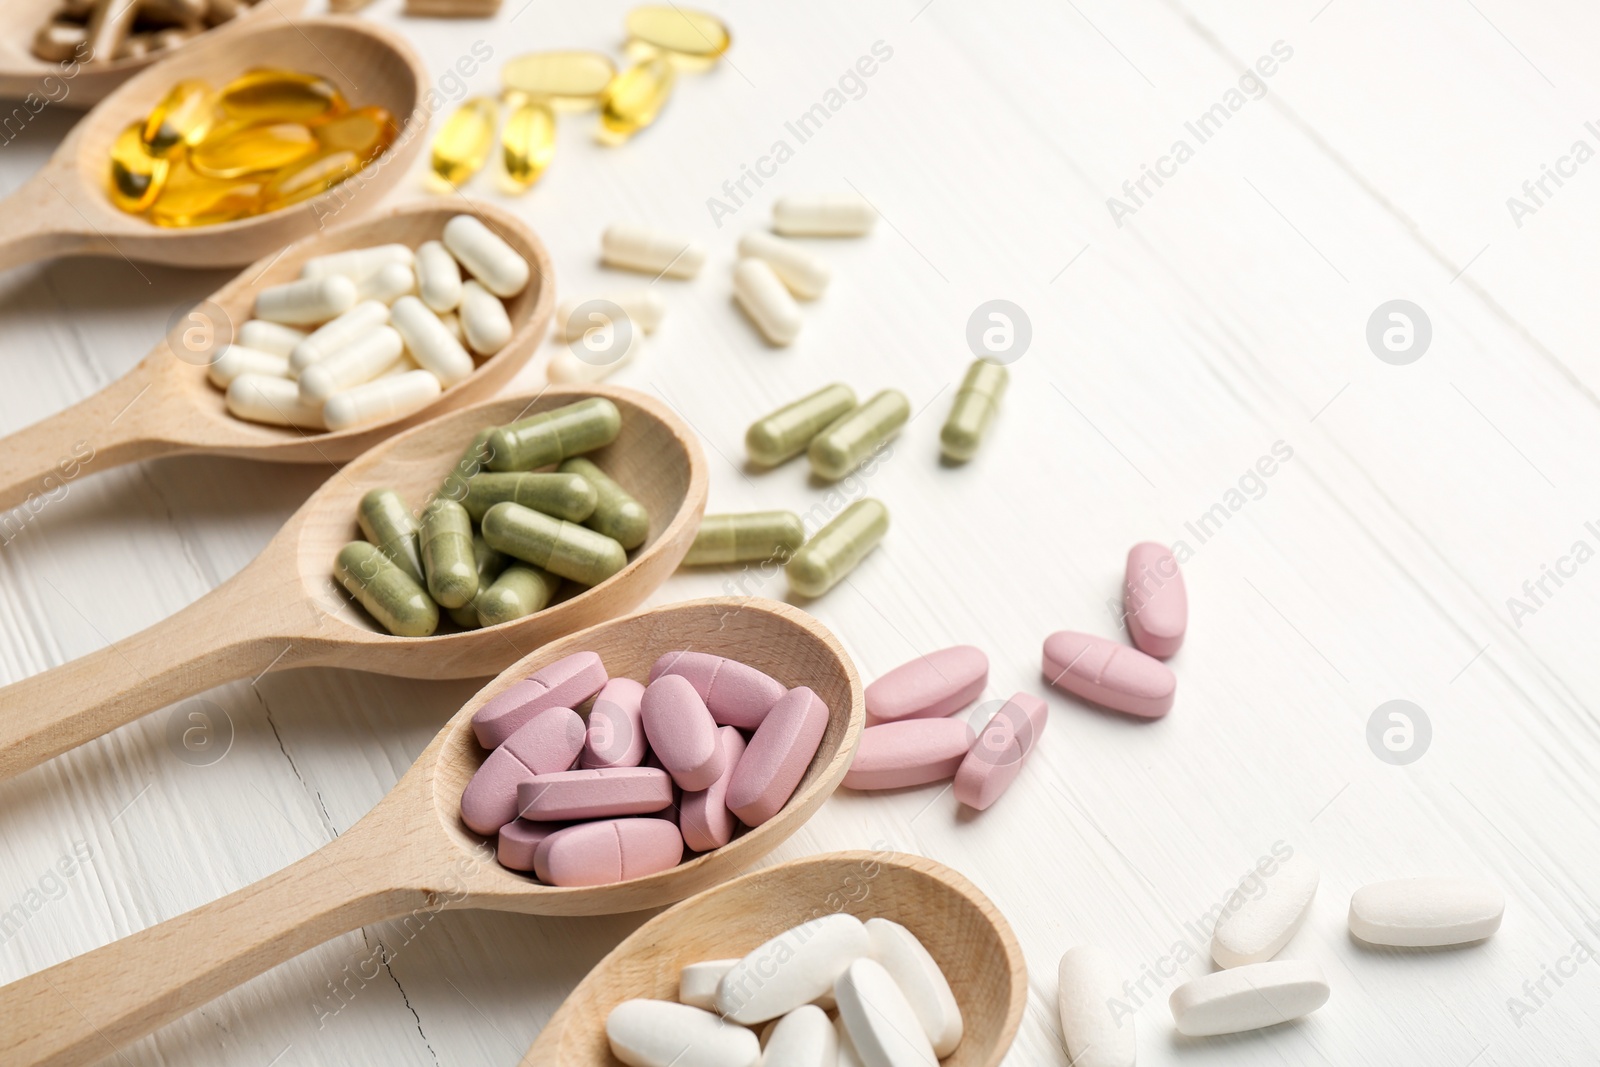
1169, 959, 1329, 1036
952, 692, 1047, 811
808, 389, 909, 482
786, 498, 889, 598
772, 193, 877, 237
746, 383, 858, 468
1211, 853, 1320, 967
843, 718, 975, 791
1041, 630, 1176, 719
864, 645, 988, 726
1348, 877, 1505, 947
940, 359, 1008, 463
1057, 945, 1136, 1067
1124, 541, 1187, 659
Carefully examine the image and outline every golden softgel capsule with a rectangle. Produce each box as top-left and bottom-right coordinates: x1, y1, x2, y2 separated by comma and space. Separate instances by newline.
501, 99, 555, 190
432, 96, 497, 185
110, 122, 168, 213
626, 5, 731, 63
599, 56, 675, 143
501, 50, 616, 109
220, 69, 346, 124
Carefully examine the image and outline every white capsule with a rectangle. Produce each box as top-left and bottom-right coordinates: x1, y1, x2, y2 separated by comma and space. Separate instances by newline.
439, 310, 463, 342
1348, 877, 1504, 947
834, 958, 939, 1067
355, 261, 416, 304
300, 243, 415, 281
237, 319, 306, 357
298, 326, 405, 403
547, 327, 642, 384
324, 369, 442, 432
717, 914, 870, 1025
762, 1004, 836, 1067
253, 275, 357, 325
1056, 946, 1135, 1067
606, 1000, 760, 1067
864, 918, 961, 1057
208, 344, 289, 388
679, 959, 738, 1011
1212, 854, 1320, 967
225, 374, 325, 429
415, 239, 464, 313
553, 290, 667, 340
737, 231, 831, 299
733, 258, 802, 346
601, 223, 705, 278
773, 194, 876, 237
459, 280, 513, 355
288, 300, 392, 377
1169, 959, 1329, 1037
388, 296, 475, 386
443, 214, 530, 298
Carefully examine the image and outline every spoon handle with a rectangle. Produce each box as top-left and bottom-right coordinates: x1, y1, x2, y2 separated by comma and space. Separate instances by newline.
0, 176, 95, 274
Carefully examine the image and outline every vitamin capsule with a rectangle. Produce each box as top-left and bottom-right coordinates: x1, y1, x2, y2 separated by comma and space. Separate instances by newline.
287, 300, 388, 376
497, 819, 562, 871
255, 275, 357, 326
446, 534, 508, 629
773, 193, 877, 237
417, 497, 478, 609
502, 50, 617, 108
679, 959, 739, 1011
354, 262, 416, 305
1170, 960, 1328, 1037
843, 718, 975, 791
626, 5, 731, 60
559, 457, 648, 549
414, 240, 462, 313
147, 162, 263, 228
745, 383, 857, 467
601, 222, 704, 278
1212, 854, 1319, 967
224, 374, 325, 429
536, 818, 684, 886
357, 487, 425, 586
238, 319, 306, 357
462, 472, 597, 523
732, 257, 802, 346
323, 369, 443, 432
717, 915, 871, 1024
1057, 947, 1136, 1067
649, 651, 787, 729
478, 562, 561, 627
737, 231, 830, 299
864, 919, 962, 1057
486, 397, 622, 471
545, 330, 642, 385
808, 389, 909, 481
219, 69, 346, 124
1348, 878, 1504, 947
459, 280, 513, 354
599, 56, 676, 143
726, 686, 828, 826
554, 291, 666, 340
763, 1007, 838, 1064
207, 344, 289, 388
191, 122, 317, 179
1041, 631, 1175, 719
460, 706, 587, 833
640, 674, 726, 791
679, 726, 745, 851
432, 96, 497, 185
786, 498, 888, 598
141, 79, 216, 157
518, 766, 674, 821
473, 650, 608, 748
109, 122, 168, 214
443, 214, 532, 298
865, 645, 988, 725
502, 99, 555, 190
1124, 541, 1186, 659
482, 501, 627, 587
836, 959, 940, 1067
437, 428, 496, 506
297, 326, 404, 403
262, 149, 363, 211
312, 105, 398, 161
335, 541, 438, 638
582, 677, 648, 770
301, 243, 415, 282
607, 1000, 757, 1067
952, 692, 1047, 810
683, 511, 804, 566
388, 296, 476, 386
439, 311, 464, 343
940, 359, 1008, 462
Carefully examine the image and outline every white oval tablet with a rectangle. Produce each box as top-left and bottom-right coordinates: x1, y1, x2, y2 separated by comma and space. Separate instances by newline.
1169, 959, 1329, 1036
716, 914, 870, 1024
835, 1015, 866, 1067
1212, 854, 1320, 967
1056, 945, 1136, 1067
606, 999, 759, 1067
865, 917, 962, 1056
678, 959, 738, 1011
762, 1004, 836, 1067
1348, 877, 1504, 947
834, 957, 939, 1066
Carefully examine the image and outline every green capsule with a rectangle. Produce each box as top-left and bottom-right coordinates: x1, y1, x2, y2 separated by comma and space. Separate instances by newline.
447, 534, 509, 629
786, 499, 888, 598
419, 498, 479, 609
684, 511, 805, 566
437, 427, 496, 505
559, 456, 649, 550
463, 472, 597, 523
476, 563, 562, 627
481, 501, 628, 587
335, 541, 440, 637
745, 383, 856, 467
357, 488, 425, 587
808, 390, 909, 482
485, 397, 622, 471
940, 360, 1008, 462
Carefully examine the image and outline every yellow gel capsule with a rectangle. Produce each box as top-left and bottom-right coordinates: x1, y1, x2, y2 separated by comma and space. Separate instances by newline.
501, 50, 616, 110
599, 57, 675, 144
141, 80, 217, 157
191, 122, 317, 179
313, 105, 400, 162
109, 121, 168, 214
625, 5, 731, 61
501, 100, 555, 190
432, 96, 497, 186
260, 150, 360, 211
148, 160, 263, 228
219, 69, 346, 124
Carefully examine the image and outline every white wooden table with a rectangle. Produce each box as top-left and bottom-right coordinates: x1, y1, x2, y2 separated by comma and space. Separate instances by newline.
3, 0, 1599, 1062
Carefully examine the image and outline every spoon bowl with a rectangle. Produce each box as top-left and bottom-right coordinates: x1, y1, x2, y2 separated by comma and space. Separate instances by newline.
524, 851, 1028, 1066
0, 598, 866, 1067
0, 385, 708, 781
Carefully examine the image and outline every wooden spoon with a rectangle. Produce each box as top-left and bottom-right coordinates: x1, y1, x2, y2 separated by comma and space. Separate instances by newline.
0, 384, 709, 781
0, 0, 304, 108
0, 15, 427, 273
0, 597, 865, 1067
524, 851, 1028, 1067
0, 198, 556, 513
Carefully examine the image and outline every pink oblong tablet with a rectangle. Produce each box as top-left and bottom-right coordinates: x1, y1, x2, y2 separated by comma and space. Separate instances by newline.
460, 706, 587, 835
681, 727, 747, 852
533, 818, 684, 887
953, 692, 1048, 810
472, 651, 608, 749
864, 645, 987, 726
727, 686, 829, 827
581, 677, 648, 770
1125, 542, 1186, 659
518, 767, 674, 821
1042, 631, 1175, 718
843, 718, 976, 791
641, 674, 728, 791
649, 651, 787, 728
497, 818, 567, 871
